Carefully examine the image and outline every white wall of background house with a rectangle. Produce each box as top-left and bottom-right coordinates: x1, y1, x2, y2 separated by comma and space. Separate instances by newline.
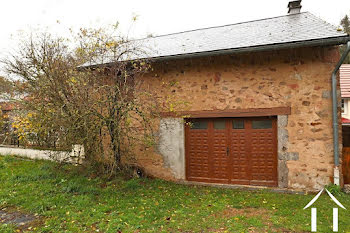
341, 65, 350, 121
341, 65, 350, 187
0, 145, 85, 164
342, 98, 349, 119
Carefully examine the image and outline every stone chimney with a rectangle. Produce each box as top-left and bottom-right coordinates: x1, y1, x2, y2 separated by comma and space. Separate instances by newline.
288, 0, 302, 14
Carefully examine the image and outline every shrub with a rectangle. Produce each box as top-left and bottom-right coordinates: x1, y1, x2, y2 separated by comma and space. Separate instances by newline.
325, 184, 344, 196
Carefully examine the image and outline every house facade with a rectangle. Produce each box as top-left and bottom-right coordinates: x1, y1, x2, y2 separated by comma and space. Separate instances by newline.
86, 3, 350, 191
139, 46, 342, 191
135, 11, 349, 191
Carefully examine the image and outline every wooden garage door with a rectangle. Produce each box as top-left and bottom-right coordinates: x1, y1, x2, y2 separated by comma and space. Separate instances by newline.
185, 117, 277, 187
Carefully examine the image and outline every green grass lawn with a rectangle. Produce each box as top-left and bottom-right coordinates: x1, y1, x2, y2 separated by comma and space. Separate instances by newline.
1, 156, 350, 232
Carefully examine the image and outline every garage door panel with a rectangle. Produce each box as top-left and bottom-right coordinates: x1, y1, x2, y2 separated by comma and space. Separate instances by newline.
250, 122, 277, 183
230, 128, 250, 182
186, 122, 211, 180
185, 117, 277, 186
212, 129, 229, 180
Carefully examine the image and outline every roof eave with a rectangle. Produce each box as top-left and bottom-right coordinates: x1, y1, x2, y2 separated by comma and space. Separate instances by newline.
149, 36, 350, 62
79, 35, 350, 68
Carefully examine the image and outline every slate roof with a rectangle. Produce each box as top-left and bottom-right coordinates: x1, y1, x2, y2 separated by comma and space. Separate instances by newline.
82, 12, 349, 66
341, 64, 350, 98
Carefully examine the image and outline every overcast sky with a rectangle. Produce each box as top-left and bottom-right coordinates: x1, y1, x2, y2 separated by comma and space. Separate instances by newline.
1, 0, 350, 76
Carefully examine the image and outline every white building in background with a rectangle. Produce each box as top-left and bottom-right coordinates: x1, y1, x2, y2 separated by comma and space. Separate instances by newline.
341, 64, 350, 123
340, 65, 350, 149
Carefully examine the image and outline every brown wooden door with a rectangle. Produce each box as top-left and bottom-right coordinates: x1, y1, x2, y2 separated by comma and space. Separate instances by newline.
185, 119, 211, 182
229, 119, 251, 185
342, 147, 350, 184
211, 119, 230, 183
185, 117, 277, 187
248, 118, 278, 186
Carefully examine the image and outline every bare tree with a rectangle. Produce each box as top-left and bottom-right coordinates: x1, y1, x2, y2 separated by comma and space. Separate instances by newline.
2, 26, 160, 175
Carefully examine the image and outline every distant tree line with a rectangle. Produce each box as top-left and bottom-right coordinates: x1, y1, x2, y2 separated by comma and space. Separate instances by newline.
341, 14, 350, 63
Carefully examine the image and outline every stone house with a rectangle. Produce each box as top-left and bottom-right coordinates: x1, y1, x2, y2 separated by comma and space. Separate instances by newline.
87, 2, 350, 191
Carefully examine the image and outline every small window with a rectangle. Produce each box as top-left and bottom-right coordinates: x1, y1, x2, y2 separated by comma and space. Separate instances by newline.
342, 99, 348, 114
214, 120, 225, 129
191, 121, 208, 129
233, 120, 244, 129
252, 120, 272, 129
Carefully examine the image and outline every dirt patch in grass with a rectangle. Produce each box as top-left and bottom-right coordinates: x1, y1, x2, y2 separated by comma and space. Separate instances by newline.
0, 207, 43, 232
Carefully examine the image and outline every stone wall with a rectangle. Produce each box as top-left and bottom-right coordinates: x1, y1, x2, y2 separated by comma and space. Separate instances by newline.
137, 46, 341, 191
0, 145, 85, 164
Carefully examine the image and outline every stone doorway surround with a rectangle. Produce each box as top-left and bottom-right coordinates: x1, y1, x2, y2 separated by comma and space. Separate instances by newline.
158, 107, 295, 188
277, 115, 299, 188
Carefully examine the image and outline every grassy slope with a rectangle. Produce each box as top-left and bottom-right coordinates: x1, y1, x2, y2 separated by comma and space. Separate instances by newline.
0, 156, 350, 232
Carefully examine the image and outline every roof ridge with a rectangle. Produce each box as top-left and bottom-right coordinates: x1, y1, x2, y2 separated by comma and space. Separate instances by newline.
134, 12, 309, 42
